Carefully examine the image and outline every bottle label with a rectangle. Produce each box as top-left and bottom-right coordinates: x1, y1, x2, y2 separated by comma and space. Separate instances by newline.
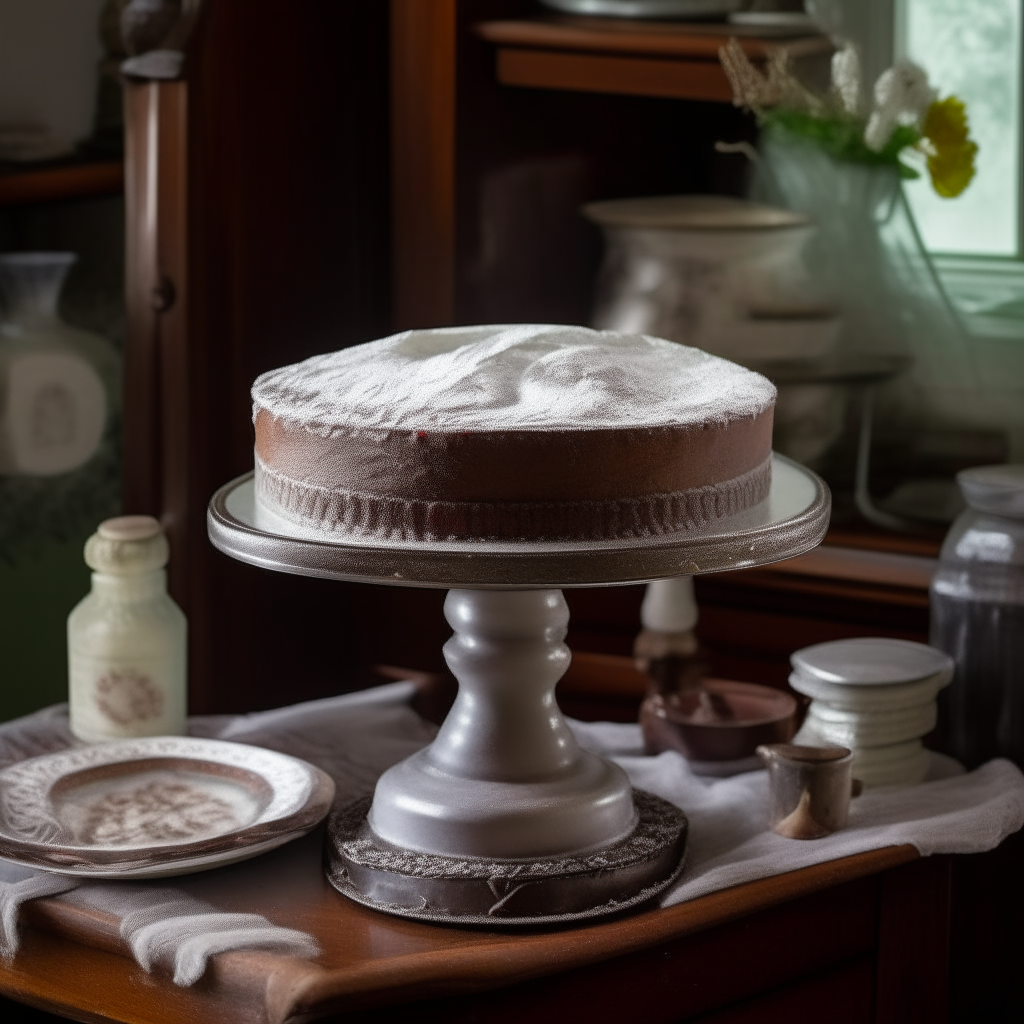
70, 655, 185, 741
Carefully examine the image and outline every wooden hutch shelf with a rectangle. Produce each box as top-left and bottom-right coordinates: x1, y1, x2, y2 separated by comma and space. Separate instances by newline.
476, 16, 832, 101
0, 160, 124, 207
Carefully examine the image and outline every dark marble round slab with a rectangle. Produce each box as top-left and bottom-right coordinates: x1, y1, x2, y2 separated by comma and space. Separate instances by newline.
324, 790, 688, 927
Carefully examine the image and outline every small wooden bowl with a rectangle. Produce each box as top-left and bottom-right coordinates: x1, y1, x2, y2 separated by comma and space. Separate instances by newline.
640, 679, 798, 762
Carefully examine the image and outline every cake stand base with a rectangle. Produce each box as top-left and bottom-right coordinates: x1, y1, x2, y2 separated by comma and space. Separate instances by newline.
208, 455, 829, 926
325, 790, 687, 926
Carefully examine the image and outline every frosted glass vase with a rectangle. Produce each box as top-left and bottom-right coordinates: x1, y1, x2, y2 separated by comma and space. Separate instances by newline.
0, 252, 118, 476
754, 130, 984, 434
753, 130, 1003, 523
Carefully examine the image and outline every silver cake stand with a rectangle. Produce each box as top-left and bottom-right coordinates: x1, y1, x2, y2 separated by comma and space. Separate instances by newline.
208, 453, 830, 926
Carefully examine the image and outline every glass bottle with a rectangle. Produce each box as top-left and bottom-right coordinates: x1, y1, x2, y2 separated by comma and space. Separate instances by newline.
68, 515, 187, 742
0, 252, 118, 476
634, 576, 706, 688
637, 577, 712, 753
930, 465, 1024, 768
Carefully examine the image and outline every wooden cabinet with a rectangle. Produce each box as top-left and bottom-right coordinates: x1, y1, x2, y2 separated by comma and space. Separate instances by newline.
119, 0, 863, 712
0, 7, 1010, 1023
390, 0, 777, 330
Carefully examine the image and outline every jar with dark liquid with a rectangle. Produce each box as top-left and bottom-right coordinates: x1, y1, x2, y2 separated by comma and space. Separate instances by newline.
930, 465, 1024, 769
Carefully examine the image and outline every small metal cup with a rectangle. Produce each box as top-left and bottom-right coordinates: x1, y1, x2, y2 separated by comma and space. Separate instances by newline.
757, 743, 861, 840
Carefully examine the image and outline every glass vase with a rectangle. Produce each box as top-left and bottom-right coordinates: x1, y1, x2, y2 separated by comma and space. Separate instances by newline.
754, 129, 1003, 524
0, 252, 118, 476
0, 252, 121, 563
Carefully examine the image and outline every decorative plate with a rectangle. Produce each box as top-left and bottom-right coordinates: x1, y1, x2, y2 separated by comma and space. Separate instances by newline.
0, 736, 335, 878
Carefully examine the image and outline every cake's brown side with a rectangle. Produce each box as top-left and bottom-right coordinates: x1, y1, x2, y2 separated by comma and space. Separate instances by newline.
252, 406, 774, 543
254, 408, 773, 503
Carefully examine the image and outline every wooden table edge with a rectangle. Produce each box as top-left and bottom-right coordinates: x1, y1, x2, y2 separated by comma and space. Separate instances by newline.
0, 844, 920, 1024
5, 900, 322, 1024
279, 843, 920, 1022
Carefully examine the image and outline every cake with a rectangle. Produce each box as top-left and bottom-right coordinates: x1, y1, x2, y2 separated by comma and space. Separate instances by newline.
252, 325, 776, 543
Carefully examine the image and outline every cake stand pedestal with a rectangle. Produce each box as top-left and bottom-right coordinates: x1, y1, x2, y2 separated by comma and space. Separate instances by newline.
208, 454, 830, 925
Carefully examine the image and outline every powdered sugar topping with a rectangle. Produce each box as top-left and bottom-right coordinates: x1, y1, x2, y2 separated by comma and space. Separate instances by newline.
252, 324, 775, 432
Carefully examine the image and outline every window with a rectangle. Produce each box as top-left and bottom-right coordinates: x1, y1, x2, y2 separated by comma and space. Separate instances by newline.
897, 0, 1022, 258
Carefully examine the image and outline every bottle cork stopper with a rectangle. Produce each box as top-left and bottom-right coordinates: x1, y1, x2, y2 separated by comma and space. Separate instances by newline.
640, 577, 698, 633
86, 515, 169, 574
97, 515, 163, 542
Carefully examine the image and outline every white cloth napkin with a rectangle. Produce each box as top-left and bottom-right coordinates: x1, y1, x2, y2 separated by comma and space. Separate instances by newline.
0, 861, 80, 954
0, 682, 435, 981
570, 718, 1024, 905
1, 684, 1023, 986
62, 886, 321, 986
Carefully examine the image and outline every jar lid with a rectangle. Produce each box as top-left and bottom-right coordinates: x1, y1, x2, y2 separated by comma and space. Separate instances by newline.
957, 464, 1024, 519
791, 638, 953, 686
85, 515, 168, 574
582, 194, 810, 231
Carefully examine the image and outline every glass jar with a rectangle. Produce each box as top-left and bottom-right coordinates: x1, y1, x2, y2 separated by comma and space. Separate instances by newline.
930, 465, 1024, 768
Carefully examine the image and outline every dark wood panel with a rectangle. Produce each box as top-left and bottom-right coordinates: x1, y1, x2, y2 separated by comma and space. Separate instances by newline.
949, 830, 1024, 1023
557, 649, 649, 722
325, 874, 880, 1023
122, 0, 392, 714
876, 857, 952, 1024
826, 524, 943, 559
689, 956, 875, 1024
562, 571, 929, 693
695, 601, 928, 689
391, 0, 458, 328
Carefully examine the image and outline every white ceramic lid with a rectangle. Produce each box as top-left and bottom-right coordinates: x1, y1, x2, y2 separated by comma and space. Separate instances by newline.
582, 195, 810, 231
791, 637, 954, 686
957, 464, 1024, 519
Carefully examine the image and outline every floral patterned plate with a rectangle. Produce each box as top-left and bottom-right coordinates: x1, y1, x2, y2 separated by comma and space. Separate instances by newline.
0, 736, 335, 878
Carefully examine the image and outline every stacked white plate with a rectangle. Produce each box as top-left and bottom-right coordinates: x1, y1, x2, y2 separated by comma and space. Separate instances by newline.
790, 638, 954, 787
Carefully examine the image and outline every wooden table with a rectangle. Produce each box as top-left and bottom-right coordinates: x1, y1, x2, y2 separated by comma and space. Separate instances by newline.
0, 836, 958, 1024
2, 657, 1019, 1023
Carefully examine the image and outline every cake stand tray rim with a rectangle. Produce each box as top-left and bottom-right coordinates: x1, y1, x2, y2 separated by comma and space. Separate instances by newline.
206, 454, 830, 589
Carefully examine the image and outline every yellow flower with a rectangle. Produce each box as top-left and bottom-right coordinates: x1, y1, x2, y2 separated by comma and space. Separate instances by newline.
921, 96, 977, 198
924, 96, 969, 147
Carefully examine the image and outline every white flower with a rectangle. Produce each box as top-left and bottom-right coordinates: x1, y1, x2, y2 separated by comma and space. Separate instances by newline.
864, 110, 896, 152
874, 60, 935, 117
864, 60, 936, 152
831, 44, 861, 115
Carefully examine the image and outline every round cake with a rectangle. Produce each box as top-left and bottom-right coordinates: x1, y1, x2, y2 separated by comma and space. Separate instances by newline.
252, 325, 776, 543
